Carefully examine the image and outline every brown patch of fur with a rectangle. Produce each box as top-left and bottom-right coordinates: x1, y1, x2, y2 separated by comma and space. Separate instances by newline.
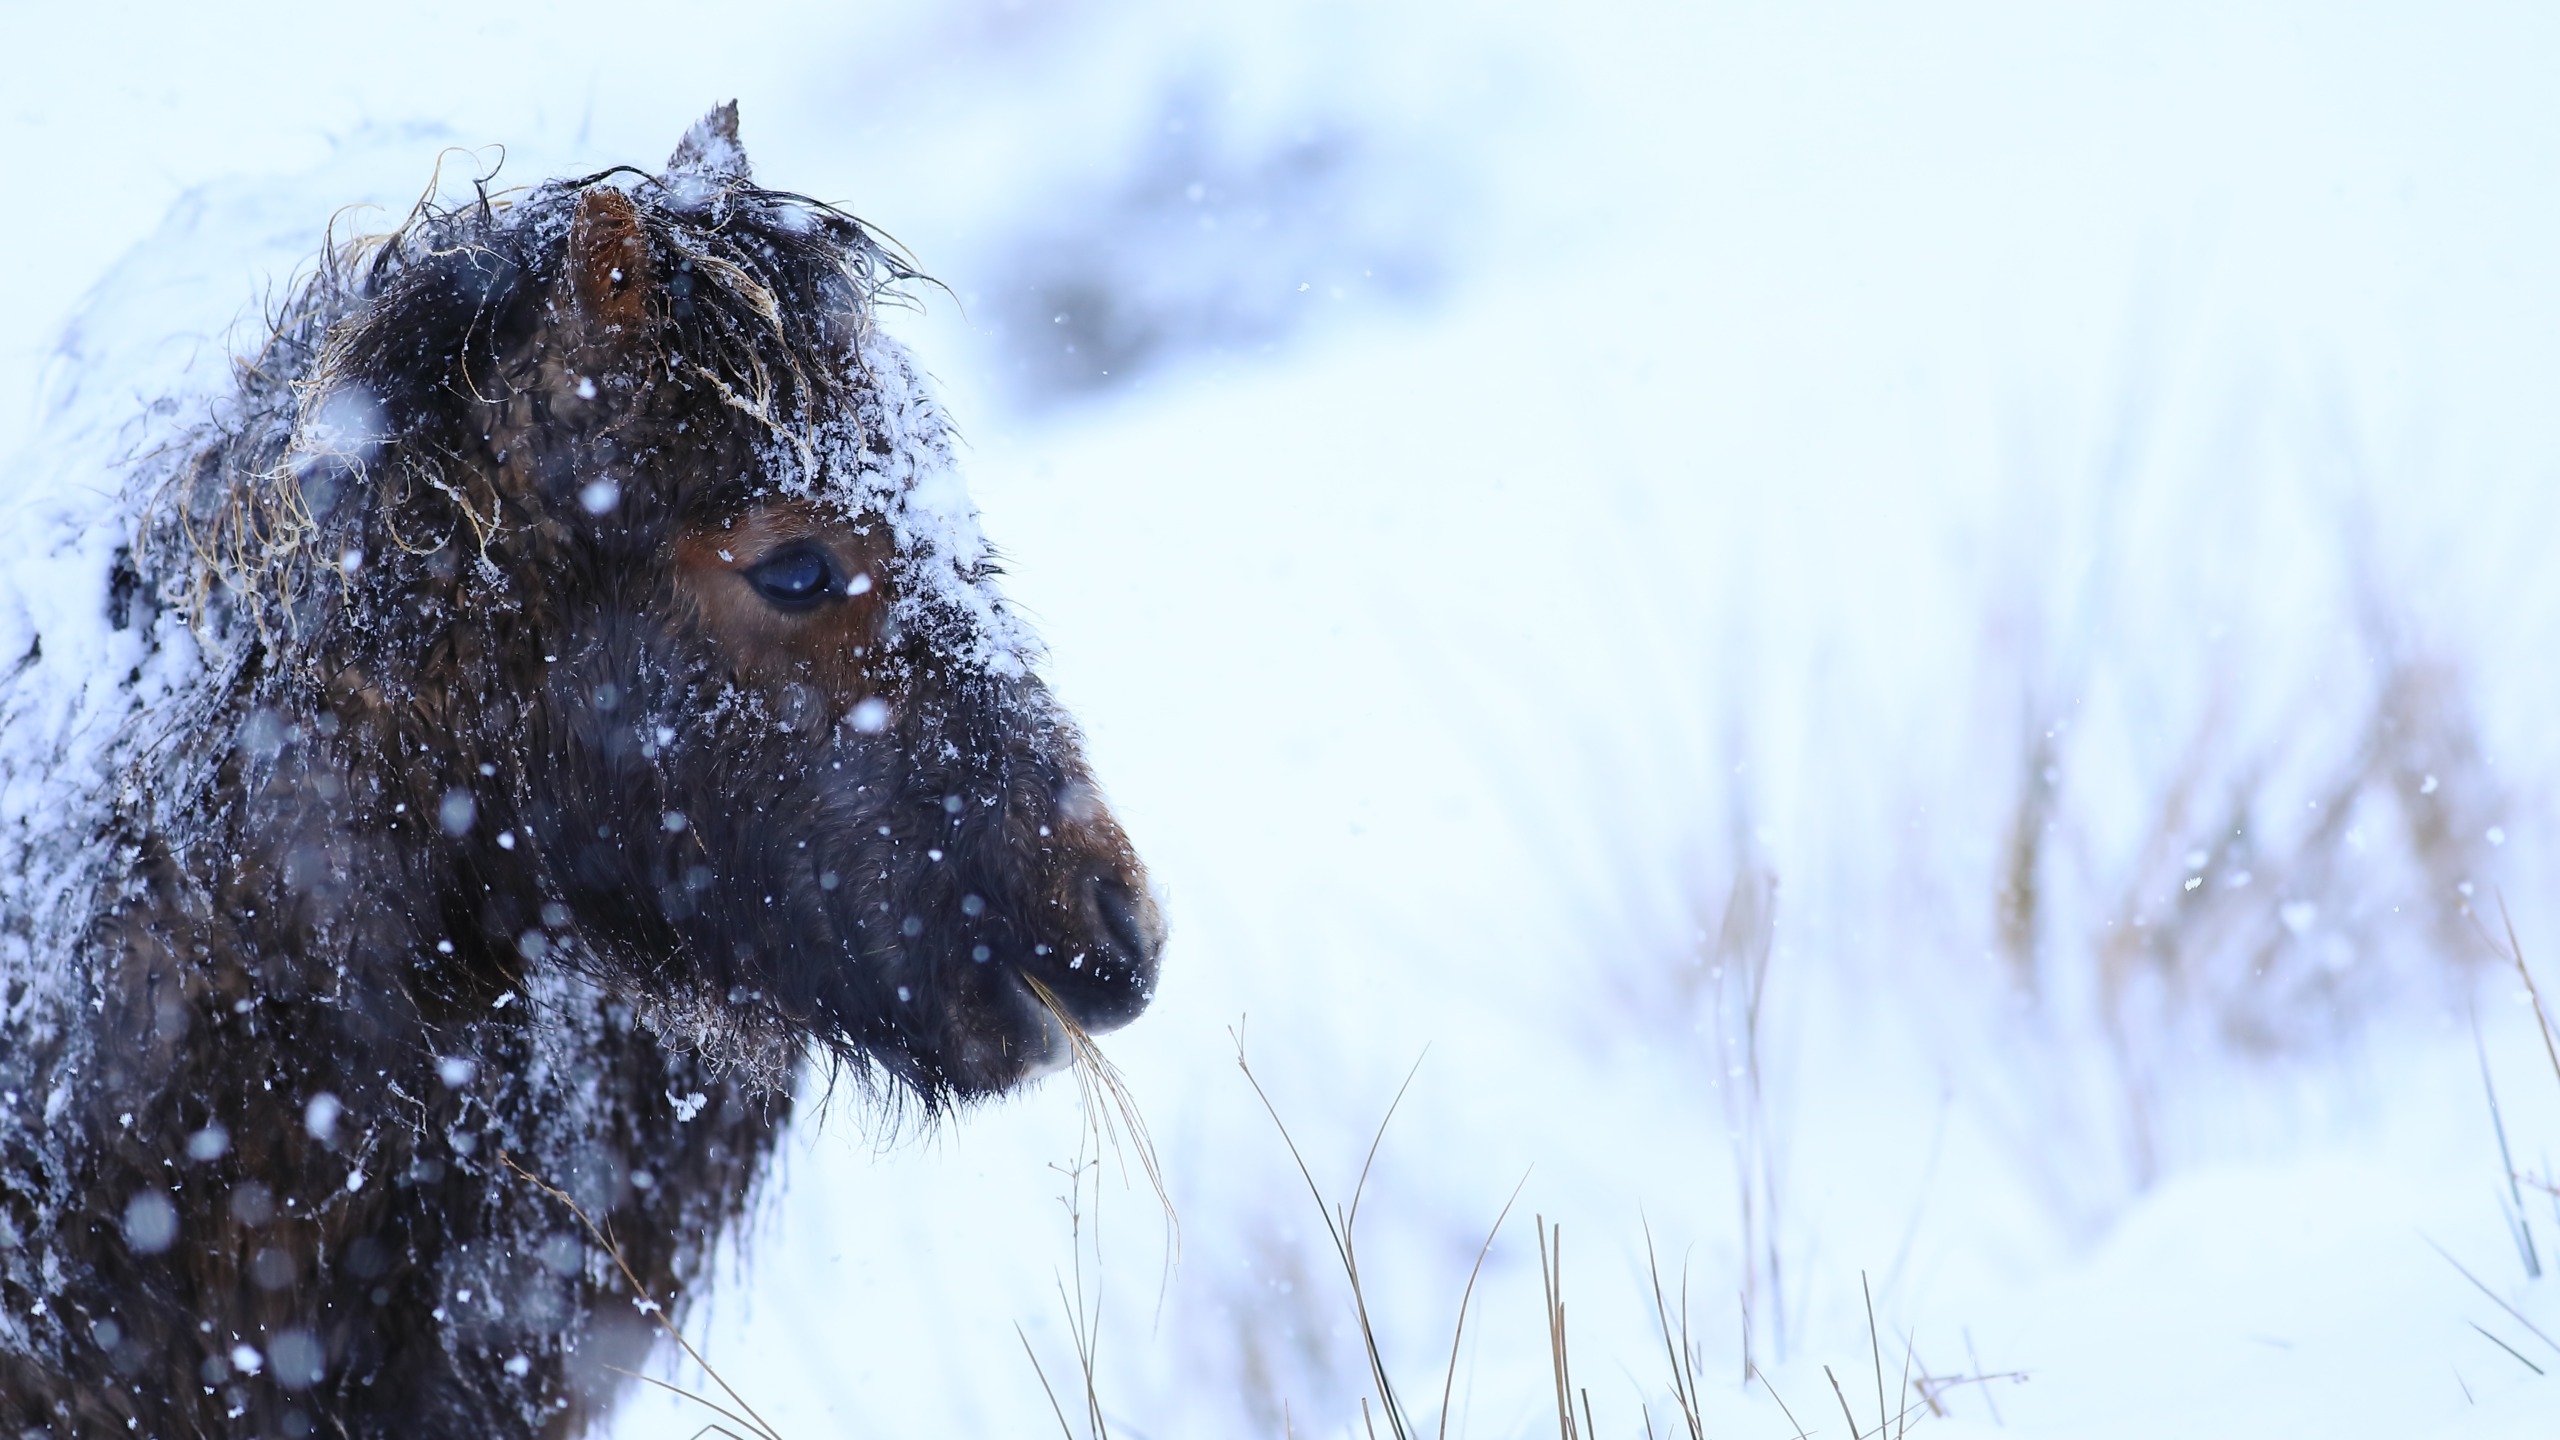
568, 187, 654, 331
672, 501, 896, 702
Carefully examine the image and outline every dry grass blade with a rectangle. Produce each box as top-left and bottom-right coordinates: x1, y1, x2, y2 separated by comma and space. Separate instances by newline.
1914, 1363, 2029, 1418
2473, 1007, 2544, 1278
1864, 1272, 1888, 1440
1538, 1218, 1580, 1440
1018, 1322, 1082, 1440
1905, 1339, 1947, 1419
2467, 1321, 2547, 1376
1233, 1031, 1422, 1440
1823, 1364, 1949, 1440
615, 1373, 769, 1440
2424, 1234, 2560, 1358
1751, 1361, 1812, 1440
500, 1152, 781, 1440
1963, 1328, 2004, 1427
1053, 1263, 1112, 1440
1641, 1219, 1706, 1440
2496, 899, 2560, 1095
1897, 1329, 1917, 1440
1704, 867, 1787, 1372
1825, 1364, 1865, 1440
1021, 1147, 1118, 1440
1026, 973, 1179, 1252
1437, 1171, 1531, 1440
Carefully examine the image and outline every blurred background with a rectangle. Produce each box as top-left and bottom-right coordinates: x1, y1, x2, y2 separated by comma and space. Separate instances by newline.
8, 1, 2560, 1434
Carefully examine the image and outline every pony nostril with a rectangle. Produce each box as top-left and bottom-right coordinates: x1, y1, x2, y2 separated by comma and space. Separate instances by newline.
1020, 877, 1160, 1038
1088, 878, 1159, 970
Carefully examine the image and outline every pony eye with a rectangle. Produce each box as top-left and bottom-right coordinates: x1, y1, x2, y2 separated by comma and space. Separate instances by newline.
742, 546, 838, 611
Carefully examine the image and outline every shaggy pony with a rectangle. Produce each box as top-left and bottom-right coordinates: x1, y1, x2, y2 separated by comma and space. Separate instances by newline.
0, 106, 1162, 1436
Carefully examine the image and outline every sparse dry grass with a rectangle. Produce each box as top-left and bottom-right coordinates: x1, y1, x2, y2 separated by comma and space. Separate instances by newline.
1964, 619, 2514, 1203
1213, 1035, 2021, 1439
1013, 973, 1189, 1440
1017, 1155, 1120, 1440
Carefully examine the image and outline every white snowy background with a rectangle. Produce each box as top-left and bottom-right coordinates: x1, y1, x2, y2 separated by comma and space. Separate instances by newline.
7, 1, 2560, 1435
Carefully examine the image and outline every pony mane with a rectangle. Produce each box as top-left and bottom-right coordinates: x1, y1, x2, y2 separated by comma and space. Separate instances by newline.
143, 166, 931, 655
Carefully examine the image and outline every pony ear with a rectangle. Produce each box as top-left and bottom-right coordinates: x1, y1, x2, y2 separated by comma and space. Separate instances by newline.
665, 101, 753, 183
566, 186, 653, 330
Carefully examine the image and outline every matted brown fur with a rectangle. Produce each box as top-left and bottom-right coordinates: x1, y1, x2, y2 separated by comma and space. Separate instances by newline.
0, 108, 1163, 1436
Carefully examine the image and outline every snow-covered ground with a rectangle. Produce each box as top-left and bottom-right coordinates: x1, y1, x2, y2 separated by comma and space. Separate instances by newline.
9, 1, 2560, 1434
